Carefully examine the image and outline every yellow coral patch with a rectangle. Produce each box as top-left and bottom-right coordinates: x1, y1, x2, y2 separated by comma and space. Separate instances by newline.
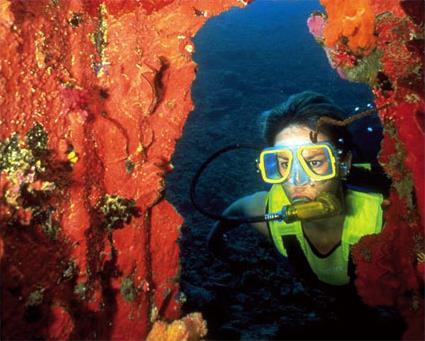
67, 150, 79, 164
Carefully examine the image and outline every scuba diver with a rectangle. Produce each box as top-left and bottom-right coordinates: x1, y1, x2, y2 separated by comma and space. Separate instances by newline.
206, 91, 388, 288
192, 91, 404, 339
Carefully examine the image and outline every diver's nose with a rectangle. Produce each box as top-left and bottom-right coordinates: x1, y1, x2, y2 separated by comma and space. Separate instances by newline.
292, 167, 309, 186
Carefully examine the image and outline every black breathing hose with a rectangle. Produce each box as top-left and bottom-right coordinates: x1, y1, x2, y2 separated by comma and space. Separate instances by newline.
191, 144, 344, 258
189, 144, 343, 225
189, 143, 265, 224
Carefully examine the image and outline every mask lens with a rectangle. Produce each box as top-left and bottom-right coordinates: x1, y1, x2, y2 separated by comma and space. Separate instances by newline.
300, 146, 333, 177
261, 149, 292, 183
276, 150, 291, 180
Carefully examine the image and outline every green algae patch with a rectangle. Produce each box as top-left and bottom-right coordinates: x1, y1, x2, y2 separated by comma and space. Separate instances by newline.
26, 288, 45, 307
74, 283, 89, 300
0, 133, 38, 175
25, 122, 48, 157
120, 277, 137, 302
383, 121, 415, 212
343, 49, 382, 85
96, 194, 140, 230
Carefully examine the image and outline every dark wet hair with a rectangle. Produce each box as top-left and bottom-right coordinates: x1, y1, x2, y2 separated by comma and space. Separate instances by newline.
262, 91, 353, 156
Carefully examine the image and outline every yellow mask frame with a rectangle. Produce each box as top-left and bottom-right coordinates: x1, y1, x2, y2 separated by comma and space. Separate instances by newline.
258, 142, 338, 184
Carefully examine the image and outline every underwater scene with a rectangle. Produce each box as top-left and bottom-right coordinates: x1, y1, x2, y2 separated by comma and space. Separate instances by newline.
166, 0, 402, 339
0, 0, 423, 340
167, 0, 381, 233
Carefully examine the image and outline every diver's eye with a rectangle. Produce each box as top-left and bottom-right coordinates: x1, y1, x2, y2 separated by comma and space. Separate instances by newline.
279, 161, 289, 169
307, 160, 323, 168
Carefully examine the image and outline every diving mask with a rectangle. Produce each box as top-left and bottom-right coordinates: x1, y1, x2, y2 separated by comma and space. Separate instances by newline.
258, 141, 340, 185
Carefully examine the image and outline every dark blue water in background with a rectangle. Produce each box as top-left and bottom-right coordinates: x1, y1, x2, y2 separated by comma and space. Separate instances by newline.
166, 0, 380, 226
164, 3, 401, 339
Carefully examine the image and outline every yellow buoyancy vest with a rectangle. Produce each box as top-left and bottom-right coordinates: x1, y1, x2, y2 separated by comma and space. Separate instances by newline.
266, 185, 383, 286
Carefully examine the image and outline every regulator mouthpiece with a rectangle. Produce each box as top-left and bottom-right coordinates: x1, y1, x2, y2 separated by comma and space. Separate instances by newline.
280, 192, 342, 223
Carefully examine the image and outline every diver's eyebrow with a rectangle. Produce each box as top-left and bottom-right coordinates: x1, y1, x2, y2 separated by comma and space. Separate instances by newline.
302, 151, 326, 159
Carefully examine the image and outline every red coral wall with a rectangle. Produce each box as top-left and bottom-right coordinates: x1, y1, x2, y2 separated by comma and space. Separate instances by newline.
315, 0, 424, 339
0, 1, 247, 340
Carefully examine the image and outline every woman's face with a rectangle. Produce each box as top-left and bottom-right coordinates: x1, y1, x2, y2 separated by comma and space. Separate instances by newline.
274, 125, 345, 203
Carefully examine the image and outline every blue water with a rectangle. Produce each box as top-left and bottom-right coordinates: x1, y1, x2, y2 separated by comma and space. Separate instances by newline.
192, 0, 375, 113
164, 3, 394, 339
166, 0, 381, 223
